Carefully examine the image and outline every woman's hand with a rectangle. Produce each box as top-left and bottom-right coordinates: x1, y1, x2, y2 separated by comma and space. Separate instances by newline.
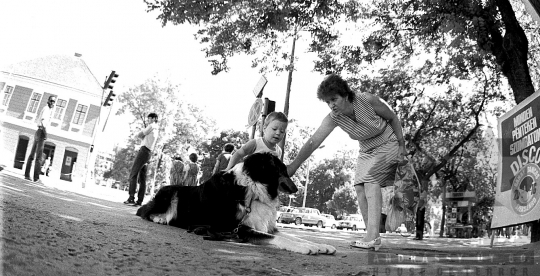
287, 165, 297, 177
397, 144, 408, 165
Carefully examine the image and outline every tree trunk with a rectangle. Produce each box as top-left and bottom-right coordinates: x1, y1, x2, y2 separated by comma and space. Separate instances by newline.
415, 207, 426, 240
278, 34, 296, 161
491, 0, 535, 104
414, 178, 429, 240
531, 220, 540, 243
440, 188, 447, 237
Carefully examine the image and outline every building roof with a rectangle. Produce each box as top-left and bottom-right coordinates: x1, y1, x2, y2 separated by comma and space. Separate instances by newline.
1, 54, 103, 96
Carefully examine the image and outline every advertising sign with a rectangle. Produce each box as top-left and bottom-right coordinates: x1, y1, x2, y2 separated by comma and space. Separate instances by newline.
493, 91, 540, 228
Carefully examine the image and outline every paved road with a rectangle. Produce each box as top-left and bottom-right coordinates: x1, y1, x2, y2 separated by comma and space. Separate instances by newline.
1, 169, 538, 276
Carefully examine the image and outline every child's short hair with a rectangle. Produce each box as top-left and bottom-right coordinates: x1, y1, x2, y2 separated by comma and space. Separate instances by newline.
189, 153, 198, 162
223, 143, 234, 153
263, 112, 288, 128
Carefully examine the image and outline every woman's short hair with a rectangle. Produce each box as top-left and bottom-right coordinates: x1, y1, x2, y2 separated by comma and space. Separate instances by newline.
189, 153, 198, 162
223, 143, 234, 153
263, 112, 288, 129
148, 113, 158, 119
317, 74, 355, 102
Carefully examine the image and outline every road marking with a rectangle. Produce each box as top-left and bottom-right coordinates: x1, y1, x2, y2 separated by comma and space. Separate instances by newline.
87, 202, 113, 209
0, 183, 23, 192
53, 213, 83, 222
38, 191, 75, 202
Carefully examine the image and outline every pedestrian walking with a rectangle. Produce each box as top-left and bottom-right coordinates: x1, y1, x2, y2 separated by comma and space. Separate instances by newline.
124, 113, 159, 206
212, 143, 234, 175
287, 74, 406, 251
25, 95, 56, 182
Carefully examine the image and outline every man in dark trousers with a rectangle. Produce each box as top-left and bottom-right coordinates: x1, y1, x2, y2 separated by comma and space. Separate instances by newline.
124, 113, 159, 206
25, 95, 56, 182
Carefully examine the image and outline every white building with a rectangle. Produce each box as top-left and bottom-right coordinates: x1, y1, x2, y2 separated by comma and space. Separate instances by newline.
0, 54, 107, 184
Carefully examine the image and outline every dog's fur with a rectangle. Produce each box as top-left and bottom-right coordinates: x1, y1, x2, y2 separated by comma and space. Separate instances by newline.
136, 152, 336, 255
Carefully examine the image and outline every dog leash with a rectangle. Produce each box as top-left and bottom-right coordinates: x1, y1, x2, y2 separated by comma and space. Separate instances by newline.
234, 196, 254, 237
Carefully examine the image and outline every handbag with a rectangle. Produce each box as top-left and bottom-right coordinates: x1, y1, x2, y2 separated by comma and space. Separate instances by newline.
386, 159, 422, 231
385, 197, 405, 231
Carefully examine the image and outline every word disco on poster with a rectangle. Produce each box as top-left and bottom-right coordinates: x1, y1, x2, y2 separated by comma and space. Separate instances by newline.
494, 91, 540, 228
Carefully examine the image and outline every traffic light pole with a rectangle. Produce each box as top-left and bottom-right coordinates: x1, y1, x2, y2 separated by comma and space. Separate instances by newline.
82, 71, 118, 188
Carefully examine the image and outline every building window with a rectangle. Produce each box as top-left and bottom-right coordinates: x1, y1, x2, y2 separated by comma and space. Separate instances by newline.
2, 86, 13, 106
53, 99, 67, 120
27, 92, 42, 113
72, 104, 88, 125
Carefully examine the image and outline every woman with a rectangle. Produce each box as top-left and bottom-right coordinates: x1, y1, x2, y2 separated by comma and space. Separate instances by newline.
287, 74, 406, 251
169, 156, 185, 186
184, 153, 199, 186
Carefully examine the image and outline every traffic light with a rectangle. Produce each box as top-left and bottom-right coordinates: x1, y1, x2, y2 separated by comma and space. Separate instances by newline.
263, 98, 275, 116
103, 70, 119, 90
103, 90, 116, 107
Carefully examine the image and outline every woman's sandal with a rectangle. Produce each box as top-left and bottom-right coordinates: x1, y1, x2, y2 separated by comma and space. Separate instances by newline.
350, 237, 382, 251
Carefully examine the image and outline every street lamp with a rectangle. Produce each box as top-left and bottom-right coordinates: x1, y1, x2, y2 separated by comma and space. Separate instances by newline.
302, 145, 325, 208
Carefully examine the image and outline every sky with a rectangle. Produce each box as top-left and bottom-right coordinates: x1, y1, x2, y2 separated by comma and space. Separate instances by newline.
0, 0, 356, 159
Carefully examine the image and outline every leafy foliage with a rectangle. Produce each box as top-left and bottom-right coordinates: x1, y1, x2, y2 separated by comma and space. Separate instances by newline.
198, 130, 250, 183
328, 182, 359, 217
144, 0, 353, 74
104, 77, 217, 190
102, 145, 138, 189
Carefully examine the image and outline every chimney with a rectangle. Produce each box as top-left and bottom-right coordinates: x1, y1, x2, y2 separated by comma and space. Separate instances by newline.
75, 53, 82, 57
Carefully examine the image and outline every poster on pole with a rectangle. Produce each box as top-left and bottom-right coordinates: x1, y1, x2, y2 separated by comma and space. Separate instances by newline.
493, 91, 540, 228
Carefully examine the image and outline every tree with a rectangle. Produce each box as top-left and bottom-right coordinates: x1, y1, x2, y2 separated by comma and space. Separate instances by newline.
116, 77, 217, 193
198, 130, 250, 183
144, 0, 350, 75
103, 145, 138, 190
304, 149, 357, 212
279, 120, 315, 206
328, 182, 359, 218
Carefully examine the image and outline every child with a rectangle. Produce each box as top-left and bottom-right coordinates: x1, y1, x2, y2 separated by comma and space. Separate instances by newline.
184, 153, 199, 186
213, 143, 235, 175
225, 112, 288, 170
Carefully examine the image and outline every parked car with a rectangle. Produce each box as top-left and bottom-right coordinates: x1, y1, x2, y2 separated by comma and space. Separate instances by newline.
278, 207, 326, 227
276, 206, 295, 222
336, 214, 366, 231
321, 214, 337, 229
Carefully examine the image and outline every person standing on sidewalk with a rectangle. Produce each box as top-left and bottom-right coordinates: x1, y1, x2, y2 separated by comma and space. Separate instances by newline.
124, 113, 159, 206
287, 74, 406, 251
25, 95, 56, 182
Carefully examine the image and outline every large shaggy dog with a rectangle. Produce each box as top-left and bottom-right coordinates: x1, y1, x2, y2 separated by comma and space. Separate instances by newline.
136, 152, 336, 255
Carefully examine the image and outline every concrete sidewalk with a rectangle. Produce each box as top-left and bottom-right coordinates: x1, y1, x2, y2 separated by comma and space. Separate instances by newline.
1, 166, 131, 204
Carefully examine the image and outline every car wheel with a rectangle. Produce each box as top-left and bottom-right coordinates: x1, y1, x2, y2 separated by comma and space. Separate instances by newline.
317, 221, 323, 228
331, 224, 336, 229
352, 225, 357, 231
295, 217, 302, 225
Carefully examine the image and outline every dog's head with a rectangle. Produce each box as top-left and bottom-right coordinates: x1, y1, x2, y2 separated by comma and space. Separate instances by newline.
242, 152, 298, 198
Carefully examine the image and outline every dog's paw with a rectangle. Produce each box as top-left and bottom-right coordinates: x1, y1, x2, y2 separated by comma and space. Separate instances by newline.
294, 244, 321, 255
318, 244, 337, 255
150, 214, 168, 224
